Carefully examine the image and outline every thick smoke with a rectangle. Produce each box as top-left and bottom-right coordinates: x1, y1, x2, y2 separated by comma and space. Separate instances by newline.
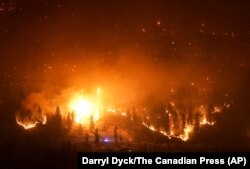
18, 49, 233, 118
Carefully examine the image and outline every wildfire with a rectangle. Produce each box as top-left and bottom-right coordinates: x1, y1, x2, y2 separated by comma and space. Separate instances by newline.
214, 106, 221, 113
16, 115, 47, 130
69, 96, 93, 124
121, 112, 127, 116
180, 125, 193, 141
141, 102, 223, 141
149, 125, 156, 131
199, 105, 216, 126
14, 85, 229, 142
16, 120, 38, 130
142, 121, 194, 141
200, 116, 207, 125
42, 115, 47, 124
200, 116, 215, 126
68, 87, 101, 125
200, 116, 215, 125
142, 122, 156, 132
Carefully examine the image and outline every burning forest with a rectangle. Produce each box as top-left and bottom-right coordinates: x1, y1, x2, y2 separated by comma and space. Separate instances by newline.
0, 0, 249, 169
14, 84, 230, 143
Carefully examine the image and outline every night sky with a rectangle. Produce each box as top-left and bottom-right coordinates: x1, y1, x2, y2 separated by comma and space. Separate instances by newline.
0, 0, 250, 144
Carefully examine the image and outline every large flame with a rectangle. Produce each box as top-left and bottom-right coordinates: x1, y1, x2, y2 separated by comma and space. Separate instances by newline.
142, 122, 194, 141
16, 115, 47, 130
180, 125, 193, 141
15, 85, 229, 142
16, 120, 38, 130
200, 116, 215, 125
140, 104, 224, 141
69, 96, 93, 124
68, 87, 101, 125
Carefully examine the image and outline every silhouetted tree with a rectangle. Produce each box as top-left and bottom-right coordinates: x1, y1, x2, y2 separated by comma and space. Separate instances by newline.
94, 128, 99, 144
172, 110, 178, 135
26, 109, 32, 119
207, 103, 214, 123
164, 107, 170, 132
51, 106, 63, 137
55, 106, 62, 128
71, 111, 75, 123
180, 111, 186, 133
37, 106, 42, 116
85, 131, 89, 144
89, 115, 95, 132
194, 112, 200, 134
114, 126, 118, 143
187, 105, 193, 125
44, 106, 63, 139
65, 113, 72, 131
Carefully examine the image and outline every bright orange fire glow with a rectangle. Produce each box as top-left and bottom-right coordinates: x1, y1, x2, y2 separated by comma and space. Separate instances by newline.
200, 116, 207, 125
69, 96, 93, 124
68, 87, 101, 125
180, 125, 193, 141
16, 115, 47, 130
214, 106, 221, 113
15, 85, 228, 142
16, 120, 38, 129
42, 115, 47, 124
149, 125, 156, 131
200, 116, 215, 125
142, 122, 194, 141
